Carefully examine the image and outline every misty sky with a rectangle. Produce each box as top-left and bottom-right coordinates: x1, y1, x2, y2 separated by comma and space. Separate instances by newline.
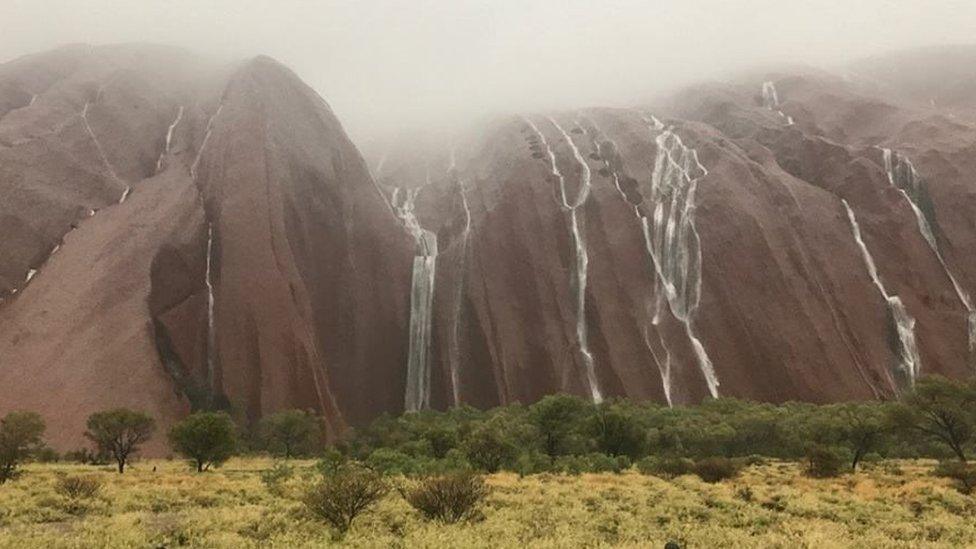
3, 0, 976, 141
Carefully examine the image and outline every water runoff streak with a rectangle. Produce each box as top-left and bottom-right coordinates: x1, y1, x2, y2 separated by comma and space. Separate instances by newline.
761, 81, 794, 125
525, 116, 603, 403
644, 124, 720, 398
205, 223, 217, 389
394, 178, 438, 412
585, 115, 677, 405
156, 106, 185, 174
447, 149, 471, 406
81, 101, 129, 202
881, 148, 976, 364
842, 199, 921, 387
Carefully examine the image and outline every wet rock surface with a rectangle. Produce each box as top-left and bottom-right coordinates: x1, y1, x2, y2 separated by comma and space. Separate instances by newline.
4, 45, 976, 451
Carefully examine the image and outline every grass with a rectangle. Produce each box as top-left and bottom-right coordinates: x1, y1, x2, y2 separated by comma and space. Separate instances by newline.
0, 458, 974, 547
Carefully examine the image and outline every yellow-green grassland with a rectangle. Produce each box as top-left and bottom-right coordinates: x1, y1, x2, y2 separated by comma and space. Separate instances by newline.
0, 458, 974, 548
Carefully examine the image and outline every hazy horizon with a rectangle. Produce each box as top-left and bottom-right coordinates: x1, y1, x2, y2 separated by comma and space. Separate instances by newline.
3, 0, 976, 142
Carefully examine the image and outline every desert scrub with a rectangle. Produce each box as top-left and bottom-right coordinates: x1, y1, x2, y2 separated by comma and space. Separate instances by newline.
303, 464, 388, 535
399, 471, 488, 523
693, 457, 740, 483
637, 456, 695, 479
259, 461, 295, 497
0, 459, 976, 547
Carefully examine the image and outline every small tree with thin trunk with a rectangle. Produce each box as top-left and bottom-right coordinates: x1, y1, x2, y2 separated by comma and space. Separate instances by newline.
0, 411, 45, 484
888, 376, 976, 462
168, 412, 237, 472
84, 408, 155, 473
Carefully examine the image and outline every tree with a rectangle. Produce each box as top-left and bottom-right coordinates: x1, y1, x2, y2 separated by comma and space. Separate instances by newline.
831, 403, 888, 471
462, 423, 518, 473
168, 412, 237, 472
888, 376, 976, 462
259, 409, 322, 459
588, 403, 647, 459
529, 394, 590, 457
0, 411, 46, 483
84, 408, 155, 473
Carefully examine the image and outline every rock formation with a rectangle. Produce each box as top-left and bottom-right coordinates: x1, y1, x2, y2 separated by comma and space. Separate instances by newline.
3, 44, 976, 451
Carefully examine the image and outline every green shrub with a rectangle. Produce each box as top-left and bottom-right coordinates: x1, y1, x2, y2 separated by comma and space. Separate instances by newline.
805, 446, 846, 478
55, 475, 103, 499
260, 461, 295, 497
0, 411, 46, 483
258, 409, 323, 458
933, 461, 976, 494
167, 412, 237, 472
303, 466, 388, 535
463, 424, 518, 473
693, 457, 739, 483
636, 456, 695, 479
316, 448, 348, 476
366, 448, 425, 475
399, 472, 488, 523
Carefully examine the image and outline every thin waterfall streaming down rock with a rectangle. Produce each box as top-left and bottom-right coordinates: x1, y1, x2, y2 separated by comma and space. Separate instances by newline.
842, 199, 921, 387
447, 149, 471, 406
583, 116, 678, 405
82, 100, 125, 192
204, 223, 217, 391
880, 147, 976, 363
761, 81, 794, 125
393, 180, 438, 412
156, 106, 184, 173
646, 126, 720, 398
191, 105, 223, 180
524, 116, 603, 403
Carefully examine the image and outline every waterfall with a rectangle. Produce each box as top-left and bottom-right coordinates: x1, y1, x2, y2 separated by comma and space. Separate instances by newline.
645, 126, 720, 398
205, 223, 217, 390
761, 81, 794, 125
156, 106, 185, 174
28, 94, 37, 107
880, 148, 976, 361
842, 199, 921, 386
81, 100, 126, 198
191, 105, 224, 180
25, 269, 37, 283
447, 149, 471, 406
394, 181, 438, 412
524, 116, 603, 403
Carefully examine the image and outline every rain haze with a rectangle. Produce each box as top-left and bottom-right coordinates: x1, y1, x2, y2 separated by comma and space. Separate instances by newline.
2, 0, 976, 141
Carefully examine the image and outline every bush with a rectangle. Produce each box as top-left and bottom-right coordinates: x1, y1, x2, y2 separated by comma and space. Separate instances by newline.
637, 456, 695, 479
462, 424, 518, 473
806, 445, 846, 478
933, 461, 976, 494
55, 475, 103, 499
366, 448, 427, 475
303, 466, 388, 535
167, 412, 237, 472
693, 457, 739, 483
63, 448, 110, 465
316, 448, 348, 476
34, 446, 60, 463
400, 472, 488, 523
259, 409, 323, 458
553, 453, 630, 474
260, 462, 295, 497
